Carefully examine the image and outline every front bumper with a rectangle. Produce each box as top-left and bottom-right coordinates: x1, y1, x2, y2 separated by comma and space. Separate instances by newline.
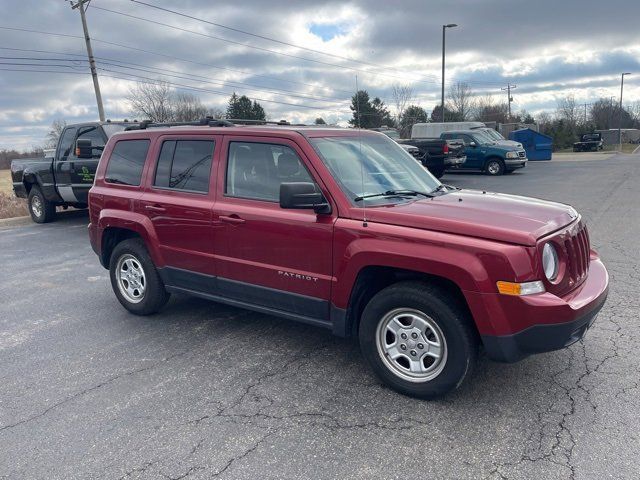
505, 157, 527, 169
473, 256, 609, 362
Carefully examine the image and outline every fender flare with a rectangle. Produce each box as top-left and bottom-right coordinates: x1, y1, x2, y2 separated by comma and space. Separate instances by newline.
97, 210, 165, 267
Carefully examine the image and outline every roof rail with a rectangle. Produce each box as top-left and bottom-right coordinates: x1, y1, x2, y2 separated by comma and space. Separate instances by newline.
124, 116, 235, 131
226, 119, 309, 126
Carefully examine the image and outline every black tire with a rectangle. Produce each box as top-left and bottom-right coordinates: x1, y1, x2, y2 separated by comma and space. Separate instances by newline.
27, 186, 56, 223
359, 281, 478, 399
109, 238, 170, 315
484, 158, 505, 176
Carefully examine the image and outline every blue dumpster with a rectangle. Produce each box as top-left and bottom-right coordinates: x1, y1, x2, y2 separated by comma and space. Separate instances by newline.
509, 128, 553, 161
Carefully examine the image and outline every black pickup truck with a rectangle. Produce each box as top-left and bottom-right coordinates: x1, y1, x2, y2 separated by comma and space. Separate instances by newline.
573, 133, 604, 152
370, 128, 466, 178
397, 138, 466, 178
12, 121, 135, 223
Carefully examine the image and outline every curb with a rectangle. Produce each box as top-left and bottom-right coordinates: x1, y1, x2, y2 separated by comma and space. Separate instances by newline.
0, 215, 32, 228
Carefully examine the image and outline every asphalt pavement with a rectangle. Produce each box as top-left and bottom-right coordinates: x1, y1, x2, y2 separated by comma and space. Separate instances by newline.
1, 152, 638, 479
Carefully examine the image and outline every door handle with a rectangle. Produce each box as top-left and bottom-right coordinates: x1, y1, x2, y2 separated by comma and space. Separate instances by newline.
219, 214, 245, 225
145, 204, 166, 212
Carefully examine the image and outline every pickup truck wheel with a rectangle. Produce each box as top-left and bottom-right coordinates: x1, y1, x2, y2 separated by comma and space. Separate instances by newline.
28, 186, 55, 223
485, 159, 504, 176
109, 239, 170, 315
359, 281, 478, 399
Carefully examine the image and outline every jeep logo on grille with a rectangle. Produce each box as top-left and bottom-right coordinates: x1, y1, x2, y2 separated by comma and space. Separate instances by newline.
278, 270, 318, 282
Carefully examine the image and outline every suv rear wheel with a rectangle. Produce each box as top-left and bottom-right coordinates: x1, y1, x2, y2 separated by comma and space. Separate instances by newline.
109, 238, 170, 315
28, 186, 55, 223
359, 281, 478, 399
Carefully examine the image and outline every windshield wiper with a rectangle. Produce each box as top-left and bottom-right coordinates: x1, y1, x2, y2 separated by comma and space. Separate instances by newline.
354, 189, 434, 202
432, 183, 461, 194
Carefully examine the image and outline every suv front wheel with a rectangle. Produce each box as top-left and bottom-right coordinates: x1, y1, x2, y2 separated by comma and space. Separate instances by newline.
485, 158, 505, 176
109, 238, 170, 315
359, 282, 478, 399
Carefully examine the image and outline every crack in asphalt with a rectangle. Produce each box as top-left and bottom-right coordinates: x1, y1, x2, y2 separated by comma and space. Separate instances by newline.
0, 350, 191, 434
210, 429, 278, 478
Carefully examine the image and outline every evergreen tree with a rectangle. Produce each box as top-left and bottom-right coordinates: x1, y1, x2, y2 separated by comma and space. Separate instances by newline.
399, 105, 428, 138
226, 93, 266, 121
349, 90, 394, 128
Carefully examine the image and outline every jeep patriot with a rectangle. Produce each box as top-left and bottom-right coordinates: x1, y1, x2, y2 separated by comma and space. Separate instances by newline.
88, 123, 609, 398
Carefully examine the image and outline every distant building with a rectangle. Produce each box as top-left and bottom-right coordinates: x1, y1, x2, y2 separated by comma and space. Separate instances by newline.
596, 129, 640, 145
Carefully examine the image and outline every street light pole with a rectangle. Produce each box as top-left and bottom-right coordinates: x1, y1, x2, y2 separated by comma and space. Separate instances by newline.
441, 23, 458, 123
619, 72, 630, 151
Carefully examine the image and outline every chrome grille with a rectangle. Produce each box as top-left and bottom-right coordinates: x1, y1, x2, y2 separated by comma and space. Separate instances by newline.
518, 151, 526, 158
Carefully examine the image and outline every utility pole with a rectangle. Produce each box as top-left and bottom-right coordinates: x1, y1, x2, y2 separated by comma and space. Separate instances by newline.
584, 103, 588, 126
441, 23, 458, 123
501, 84, 516, 122
71, 0, 105, 121
619, 73, 631, 151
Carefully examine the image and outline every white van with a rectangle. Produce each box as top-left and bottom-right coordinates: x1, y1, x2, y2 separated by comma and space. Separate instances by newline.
411, 122, 486, 139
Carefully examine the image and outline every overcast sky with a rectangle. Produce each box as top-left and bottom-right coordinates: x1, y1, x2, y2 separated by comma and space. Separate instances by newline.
1, 0, 639, 150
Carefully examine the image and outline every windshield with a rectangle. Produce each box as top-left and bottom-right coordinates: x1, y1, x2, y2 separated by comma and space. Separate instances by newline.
471, 131, 496, 144
310, 134, 440, 205
102, 124, 128, 138
380, 129, 400, 140
484, 129, 505, 141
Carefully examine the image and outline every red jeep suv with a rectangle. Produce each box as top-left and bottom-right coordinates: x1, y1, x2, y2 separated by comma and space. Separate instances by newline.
88, 122, 609, 398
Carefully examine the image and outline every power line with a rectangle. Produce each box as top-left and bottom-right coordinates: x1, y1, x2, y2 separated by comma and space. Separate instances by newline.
128, 0, 443, 83
0, 26, 355, 95
0, 66, 350, 114
0, 51, 349, 104
97, 68, 350, 112
91, 5, 448, 87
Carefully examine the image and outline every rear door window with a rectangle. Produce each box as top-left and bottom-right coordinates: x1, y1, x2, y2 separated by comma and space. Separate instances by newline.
105, 139, 150, 186
154, 140, 214, 193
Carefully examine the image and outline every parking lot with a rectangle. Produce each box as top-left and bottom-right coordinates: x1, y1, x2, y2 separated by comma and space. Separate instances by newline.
0, 152, 638, 479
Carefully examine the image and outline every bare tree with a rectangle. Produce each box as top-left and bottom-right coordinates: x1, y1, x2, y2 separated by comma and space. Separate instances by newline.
45, 119, 67, 148
472, 94, 508, 123
537, 111, 552, 128
391, 84, 414, 124
447, 81, 474, 121
173, 92, 208, 122
207, 108, 226, 119
127, 80, 174, 122
556, 95, 579, 128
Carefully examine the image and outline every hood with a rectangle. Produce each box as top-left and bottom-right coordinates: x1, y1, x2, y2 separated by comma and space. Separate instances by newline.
361, 190, 578, 246
496, 139, 523, 149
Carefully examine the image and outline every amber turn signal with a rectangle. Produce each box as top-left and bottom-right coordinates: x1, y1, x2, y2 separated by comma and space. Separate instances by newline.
497, 280, 545, 296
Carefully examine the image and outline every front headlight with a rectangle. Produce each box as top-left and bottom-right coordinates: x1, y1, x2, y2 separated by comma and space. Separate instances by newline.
542, 243, 559, 281
505, 151, 519, 159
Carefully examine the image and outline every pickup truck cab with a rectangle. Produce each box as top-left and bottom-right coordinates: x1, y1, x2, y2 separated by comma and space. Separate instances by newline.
441, 130, 528, 175
88, 122, 608, 398
11, 121, 135, 223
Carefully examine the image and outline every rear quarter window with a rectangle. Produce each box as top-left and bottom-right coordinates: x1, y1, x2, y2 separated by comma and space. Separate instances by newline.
105, 139, 150, 186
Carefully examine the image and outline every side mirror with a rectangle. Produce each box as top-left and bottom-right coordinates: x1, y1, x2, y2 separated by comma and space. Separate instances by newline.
76, 138, 93, 158
280, 182, 331, 214
468, 141, 477, 148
